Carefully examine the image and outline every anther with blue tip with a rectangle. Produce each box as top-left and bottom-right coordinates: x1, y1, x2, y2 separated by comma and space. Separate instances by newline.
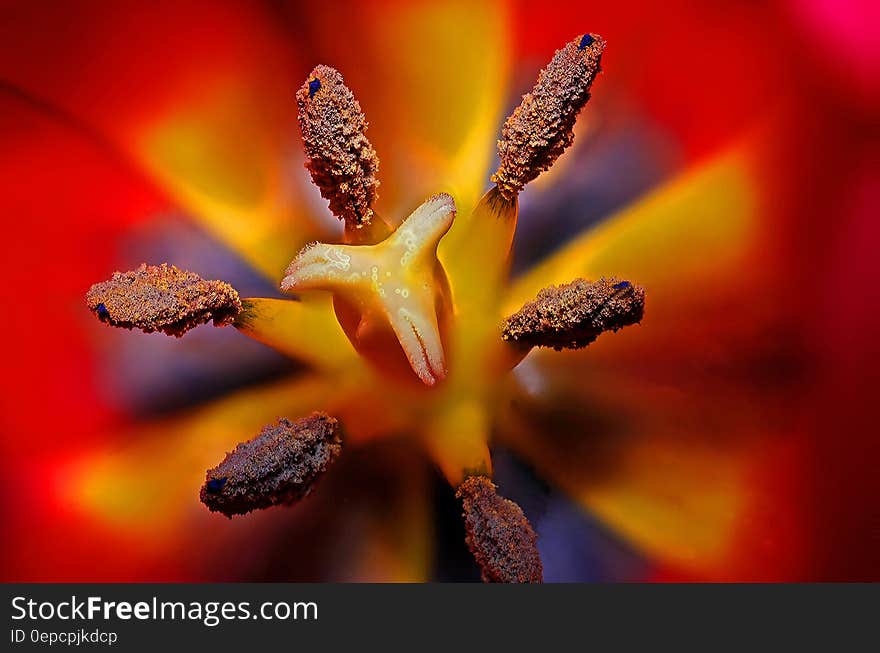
205, 477, 228, 494
95, 303, 110, 320
308, 78, 321, 98
578, 34, 594, 50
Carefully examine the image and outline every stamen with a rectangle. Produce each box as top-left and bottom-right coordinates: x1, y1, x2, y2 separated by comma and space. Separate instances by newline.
491, 33, 605, 200
200, 413, 342, 518
296, 65, 380, 228
502, 277, 645, 350
85, 263, 241, 337
456, 475, 543, 583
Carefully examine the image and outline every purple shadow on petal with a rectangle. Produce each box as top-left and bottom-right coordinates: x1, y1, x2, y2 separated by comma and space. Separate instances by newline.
491, 447, 651, 582
511, 117, 678, 275
91, 215, 297, 417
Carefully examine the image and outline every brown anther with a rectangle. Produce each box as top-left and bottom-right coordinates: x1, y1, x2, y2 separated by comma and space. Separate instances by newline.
492, 33, 605, 200
456, 475, 543, 583
200, 413, 342, 518
296, 65, 380, 228
502, 277, 645, 350
85, 263, 241, 337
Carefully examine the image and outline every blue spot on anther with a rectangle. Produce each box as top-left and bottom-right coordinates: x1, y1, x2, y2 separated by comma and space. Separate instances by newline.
206, 477, 227, 494
579, 34, 594, 50
613, 281, 631, 290
95, 303, 110, 319
308, 78, 321, 98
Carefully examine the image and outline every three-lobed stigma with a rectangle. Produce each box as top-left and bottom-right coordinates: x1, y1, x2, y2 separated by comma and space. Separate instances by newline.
281, 194, 455, 386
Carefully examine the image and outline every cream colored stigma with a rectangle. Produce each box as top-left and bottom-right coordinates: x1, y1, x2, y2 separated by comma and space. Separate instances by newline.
281, 193, 456, 385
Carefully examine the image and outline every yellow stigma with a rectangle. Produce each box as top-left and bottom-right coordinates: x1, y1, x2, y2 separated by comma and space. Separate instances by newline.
281, 193, 456, 386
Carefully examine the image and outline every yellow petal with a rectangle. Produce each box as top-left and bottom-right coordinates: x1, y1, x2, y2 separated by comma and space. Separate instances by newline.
68, 371, 400, 525
65, 370, 431, 580
67, 375, 337, 538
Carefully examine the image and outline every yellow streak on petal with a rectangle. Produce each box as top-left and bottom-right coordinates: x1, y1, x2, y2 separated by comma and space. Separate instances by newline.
234, 296, 358, 371
67, 373, 429, 580
136, 77, 327, 279
352, 0, 510, 218
67, 374, 370, 539
583, 439, 744, 572
283, 0, 509, 220
496, 141, 769, 573
496, 394, 749, 573
504, 144, 760, 314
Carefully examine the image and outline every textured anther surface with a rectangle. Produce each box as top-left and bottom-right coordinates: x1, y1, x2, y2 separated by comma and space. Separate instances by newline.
296, 65, 380, 227
456, 475, 543, 583
492, 33, 605, 200
200, 413, 342, 518
85, 263, 241, 337
502, 277, 645, 350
